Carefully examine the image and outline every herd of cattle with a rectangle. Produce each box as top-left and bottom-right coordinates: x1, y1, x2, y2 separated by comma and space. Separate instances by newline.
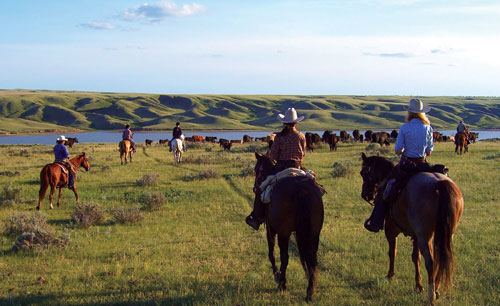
64, 129, 478, 152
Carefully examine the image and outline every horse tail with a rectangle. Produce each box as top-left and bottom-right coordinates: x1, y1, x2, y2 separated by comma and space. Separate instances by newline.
294, 181, 322, 294
434, 179, 460, 291
39, 165, 50, 198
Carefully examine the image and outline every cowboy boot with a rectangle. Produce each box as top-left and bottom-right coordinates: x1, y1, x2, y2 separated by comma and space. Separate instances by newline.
364, 196, 387, 233
68, 173, 75, 189
245, 200, 265, 230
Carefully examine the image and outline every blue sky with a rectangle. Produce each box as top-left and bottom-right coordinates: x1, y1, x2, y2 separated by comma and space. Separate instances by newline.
1, 0, 499, 95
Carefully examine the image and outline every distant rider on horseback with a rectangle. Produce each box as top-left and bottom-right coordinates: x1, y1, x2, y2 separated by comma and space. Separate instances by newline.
245, 107, 307, 230
171, 122, 186, 152
122, 124, 136, 153
455, 120, 469, 145
364, 99, 435, 232
54, 135, 76, 188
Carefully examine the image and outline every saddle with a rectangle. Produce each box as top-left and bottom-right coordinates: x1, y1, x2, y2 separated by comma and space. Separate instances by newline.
259, 168, 326, 203
382, 160, 449, 202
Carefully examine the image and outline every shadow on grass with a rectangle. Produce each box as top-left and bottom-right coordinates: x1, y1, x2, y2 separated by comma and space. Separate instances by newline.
0, 279, 245, 305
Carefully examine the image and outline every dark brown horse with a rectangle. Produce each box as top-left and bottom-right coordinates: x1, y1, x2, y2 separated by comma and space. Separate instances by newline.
253, 153, 324, 302
37, 153, 90, 210
455, 133, 468, 155
360, 153, 463, 305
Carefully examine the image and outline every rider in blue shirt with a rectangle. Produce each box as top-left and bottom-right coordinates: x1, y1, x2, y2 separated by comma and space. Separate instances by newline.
54, 135, 75, 188
364, 99, 434, 232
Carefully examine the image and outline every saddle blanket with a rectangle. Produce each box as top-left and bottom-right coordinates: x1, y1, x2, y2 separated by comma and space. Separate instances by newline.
53, 162, 68, 174
259, 167, 316, 203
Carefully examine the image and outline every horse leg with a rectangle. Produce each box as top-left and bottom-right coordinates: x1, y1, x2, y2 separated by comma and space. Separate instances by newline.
304, 233, 320, 303
72, 185, 79, 203
57, 187, 63, 208
266, 228, 278, 281
129, 151, 132, 163
38, 183, 48, 210
384, 222, 399, 280
49, 185, 56, 210
412, 239, 424, 293
277, 234, 290, 291
120, 152, 124, 165
418, 239, 436, 305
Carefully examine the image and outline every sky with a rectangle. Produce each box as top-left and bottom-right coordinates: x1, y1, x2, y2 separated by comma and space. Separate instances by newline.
1, 0, 500, 95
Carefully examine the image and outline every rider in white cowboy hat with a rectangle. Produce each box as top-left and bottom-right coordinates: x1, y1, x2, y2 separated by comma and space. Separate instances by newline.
364, 98, 435, 233
245, 107, 307, 230
54, 135, 76, 188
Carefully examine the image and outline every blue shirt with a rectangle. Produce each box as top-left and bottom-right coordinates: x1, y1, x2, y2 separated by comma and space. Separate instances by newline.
54, 143, 69, 160
395, 119, 434, 158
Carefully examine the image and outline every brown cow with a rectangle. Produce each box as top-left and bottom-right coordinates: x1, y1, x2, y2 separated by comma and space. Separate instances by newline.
390, 130, 398, 139
145, 139, 153, 146
364, 130, 373, 142
159, 139, 169, 145
328, 133, 339, 151
371, 132, 391, 147
339, 131, 351, 142
230, 140, 242, 144
469, 132, 479, 143
205, 136, 217, 143
352, 130, 361, 142
243, 135, 253, 143
219, 138, 229, 147
222, 142, 232, 151
255, 137, 267, 142
184, 137, 194, 142
67, 137, 79, 148
433, 131, 443, 142
192, 135, 204, 142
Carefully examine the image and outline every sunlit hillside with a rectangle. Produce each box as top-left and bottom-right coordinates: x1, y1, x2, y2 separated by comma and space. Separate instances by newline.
1, 90, 499, 133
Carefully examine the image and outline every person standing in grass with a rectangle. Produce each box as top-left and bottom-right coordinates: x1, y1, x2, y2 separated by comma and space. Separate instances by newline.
245, 107, 307, 230
364, 98, 434, 232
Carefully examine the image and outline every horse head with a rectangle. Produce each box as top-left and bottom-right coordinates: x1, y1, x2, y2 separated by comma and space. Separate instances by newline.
80, 152, 90, 171
360, 152, 394, 203
254, 151, 275, 194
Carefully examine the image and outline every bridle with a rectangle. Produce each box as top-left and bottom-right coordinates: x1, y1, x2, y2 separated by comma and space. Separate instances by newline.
360, 164, 381, 207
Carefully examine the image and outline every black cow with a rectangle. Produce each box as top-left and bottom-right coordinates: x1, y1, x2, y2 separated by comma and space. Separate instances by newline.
371, 132, 391, 147
390, 130, 398, 139
364, 130, 373, 142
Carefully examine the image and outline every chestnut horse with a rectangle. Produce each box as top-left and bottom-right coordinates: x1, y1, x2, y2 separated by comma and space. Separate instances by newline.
455, 133, 468, 155
120, 140, 133, 165
360, 153, 463, 305
253, 153, 324, 302
37, 153, 90, 210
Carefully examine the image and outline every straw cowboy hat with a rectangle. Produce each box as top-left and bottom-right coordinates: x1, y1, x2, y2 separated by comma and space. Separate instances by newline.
56, 135, 68, 141
405, 99, 431, 113
277, 108, 304, 123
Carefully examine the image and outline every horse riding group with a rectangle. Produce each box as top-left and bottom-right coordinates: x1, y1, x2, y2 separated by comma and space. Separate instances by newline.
246, 100, 463, 304
37, 99, 465, 304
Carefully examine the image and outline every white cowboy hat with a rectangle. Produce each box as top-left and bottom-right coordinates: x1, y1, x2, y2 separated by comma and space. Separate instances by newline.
56, 135, 68, 141
405, 98, 431, 113
277, 108, 304, 123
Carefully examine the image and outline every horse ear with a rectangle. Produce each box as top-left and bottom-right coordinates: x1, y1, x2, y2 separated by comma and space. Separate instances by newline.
255, 151, 261, 160
361, 152, 367, 161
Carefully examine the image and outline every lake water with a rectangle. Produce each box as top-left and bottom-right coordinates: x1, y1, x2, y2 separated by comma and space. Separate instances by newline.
0, 130, 498, 145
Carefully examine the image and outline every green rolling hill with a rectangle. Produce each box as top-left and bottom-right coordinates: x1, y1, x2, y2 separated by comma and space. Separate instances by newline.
0, 90, 499, 134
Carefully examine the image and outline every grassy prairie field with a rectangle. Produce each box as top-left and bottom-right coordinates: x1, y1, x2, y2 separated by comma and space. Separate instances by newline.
0, 140, 499, 305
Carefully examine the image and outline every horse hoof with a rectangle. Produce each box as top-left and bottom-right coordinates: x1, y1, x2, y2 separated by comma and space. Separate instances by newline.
435, 291, 440, 300
305, 296, 312, 303
385, 273, 394, 280
278, 282, 286, 291
415, 285, 424, 294
36, 206, 40, 211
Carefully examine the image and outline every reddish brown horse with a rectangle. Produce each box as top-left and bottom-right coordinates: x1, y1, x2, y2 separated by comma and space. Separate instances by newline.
253, 153, 324, 302
360, 153, 463, 305
37, 153, 90, 210
455, 133, 468, 155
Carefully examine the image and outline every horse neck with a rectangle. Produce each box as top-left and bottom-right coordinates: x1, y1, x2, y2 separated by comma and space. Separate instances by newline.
69, 155, 83, 170
374, 158, 395, 181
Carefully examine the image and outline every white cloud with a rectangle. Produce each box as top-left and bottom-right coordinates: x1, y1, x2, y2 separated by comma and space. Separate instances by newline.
363, 52, 414, 58
123, 1, 205, 22
79, 22, 117, 30
429, 4, 500, 15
